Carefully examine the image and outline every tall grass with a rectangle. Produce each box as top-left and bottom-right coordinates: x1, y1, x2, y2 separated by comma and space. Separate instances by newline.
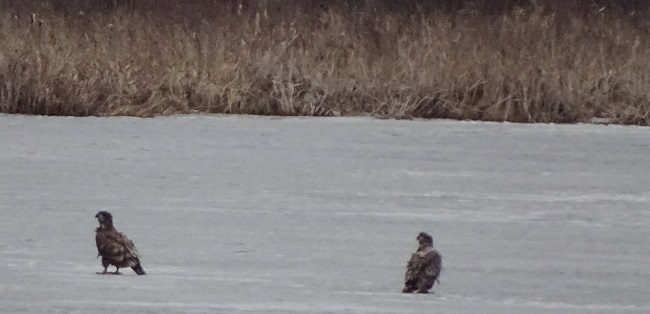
1, 2, 650, 125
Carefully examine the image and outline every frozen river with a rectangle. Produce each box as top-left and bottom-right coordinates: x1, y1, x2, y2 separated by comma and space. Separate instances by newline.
1, 115, 649, 313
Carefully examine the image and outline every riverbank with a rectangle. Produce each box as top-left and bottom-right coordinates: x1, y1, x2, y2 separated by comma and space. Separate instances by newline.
1, 3, 648, 125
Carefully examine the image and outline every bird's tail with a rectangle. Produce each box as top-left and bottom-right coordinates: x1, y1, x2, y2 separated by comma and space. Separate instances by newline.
131, 263, 146, 275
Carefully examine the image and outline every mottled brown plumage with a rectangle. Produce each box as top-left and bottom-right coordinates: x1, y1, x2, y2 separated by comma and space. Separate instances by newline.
402, 232, 442, 293
95, 211, 146, 275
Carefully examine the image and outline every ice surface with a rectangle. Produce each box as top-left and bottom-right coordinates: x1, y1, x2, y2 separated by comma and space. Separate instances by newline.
1, 115, 649, 313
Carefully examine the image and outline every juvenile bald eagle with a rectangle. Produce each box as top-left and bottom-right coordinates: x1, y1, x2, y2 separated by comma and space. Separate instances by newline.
402, 232, 442, 293
95, 211, 146, 275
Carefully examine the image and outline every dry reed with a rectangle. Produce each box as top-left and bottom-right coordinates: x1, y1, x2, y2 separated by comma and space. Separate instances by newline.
1, 2, 649, 125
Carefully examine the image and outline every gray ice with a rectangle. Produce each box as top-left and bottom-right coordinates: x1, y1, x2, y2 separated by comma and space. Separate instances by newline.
0, 115, 649, 313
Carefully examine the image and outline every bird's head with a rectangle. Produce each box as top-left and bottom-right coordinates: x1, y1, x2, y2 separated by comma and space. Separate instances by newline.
416, 232, 433, 246
95, 211, 114, 229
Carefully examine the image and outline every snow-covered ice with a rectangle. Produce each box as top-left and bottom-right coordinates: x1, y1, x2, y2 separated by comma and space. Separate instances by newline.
1, 115, 649, 313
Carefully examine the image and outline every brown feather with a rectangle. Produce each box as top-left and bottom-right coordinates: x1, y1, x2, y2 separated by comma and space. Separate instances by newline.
94, 211, 146, 275
402, 233, 442, 293
95, 227, 142, 268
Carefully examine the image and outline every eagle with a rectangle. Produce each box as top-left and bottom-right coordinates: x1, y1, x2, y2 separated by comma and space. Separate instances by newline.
94, 211, 146, 275
402, 232, 442, 293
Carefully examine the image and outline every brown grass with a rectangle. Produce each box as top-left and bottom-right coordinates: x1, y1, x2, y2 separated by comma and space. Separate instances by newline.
1, 2, 650, 125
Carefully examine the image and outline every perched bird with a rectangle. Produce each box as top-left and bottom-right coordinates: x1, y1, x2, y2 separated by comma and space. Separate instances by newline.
94, 211, 146, 275
402, 232, 442, 293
